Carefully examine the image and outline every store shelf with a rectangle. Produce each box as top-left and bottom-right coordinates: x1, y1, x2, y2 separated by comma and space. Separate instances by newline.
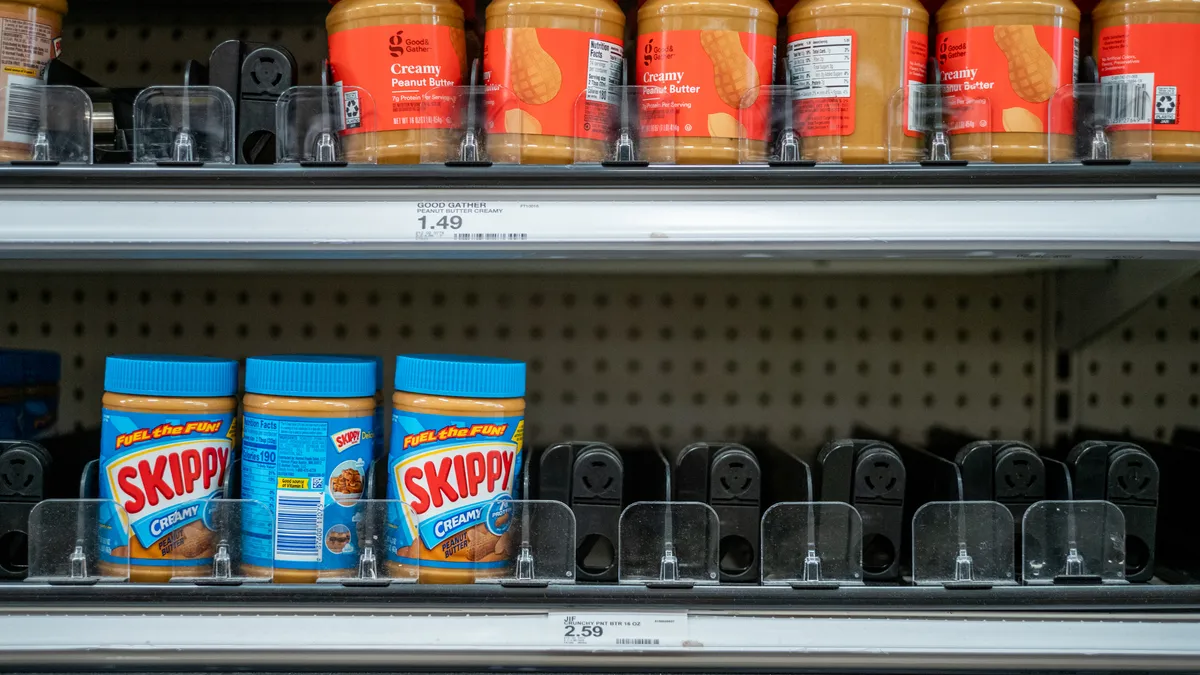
2, 164, 1200, 260
1, 584, 1199, 670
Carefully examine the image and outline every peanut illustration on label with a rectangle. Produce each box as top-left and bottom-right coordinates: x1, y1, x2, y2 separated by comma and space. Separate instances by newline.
708, 112, 747, 138
505, 107, 543, 134
993, 25, 1057, 103
1002, 106, 1043, 132
700, 30, 760, 109
510, 28, 562, 105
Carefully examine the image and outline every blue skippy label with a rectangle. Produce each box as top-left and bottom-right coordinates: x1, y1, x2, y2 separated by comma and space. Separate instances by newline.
99, 409, 235, 566
241, 412, 374, 571
386, 409, 524, 569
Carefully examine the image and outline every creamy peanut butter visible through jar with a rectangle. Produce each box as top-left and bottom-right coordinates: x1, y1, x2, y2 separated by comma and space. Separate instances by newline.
936, 0, 1080, 163
328, 0, 466, 164
483, 0, 626, 164
787, 0, 928, 163
386, 354, 526, 584
241, 356, 377, 583
1094, 0, 1200, 161
0, 0, 66, 162
99, 355, 239, 583
638, 0, 778, 164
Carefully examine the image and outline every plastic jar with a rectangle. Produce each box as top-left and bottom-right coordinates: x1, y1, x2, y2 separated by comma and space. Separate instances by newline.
787, 0, 928, 163
1093, 0, 1200, 161
98, 355, 239, 583
386, 354, 526, 584
637, 0, 778, 164
327, 0, 467, 164
0, 0, 66, 162
0, 349, 60, 441
483, 0, 626, 164
935, 0, 1080, 163
241, 355, 377, 583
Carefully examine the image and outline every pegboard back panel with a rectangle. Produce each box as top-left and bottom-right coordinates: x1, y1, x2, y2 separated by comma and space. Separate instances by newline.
1077, 276, 1200, 443
0, 272, 1045, 451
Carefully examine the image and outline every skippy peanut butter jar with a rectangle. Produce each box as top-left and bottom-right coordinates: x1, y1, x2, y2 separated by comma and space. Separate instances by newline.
0, 0, 66, 162
386, 354, 526, 584
1094, 0, 1200, 161
638, 0, 779, 164
787, 0, 928, 163
241, 355, 377, 583
98, 355, 239, 582
483, 0, 626, 163
935, 0, 1080, 162
327, 0, 466, 163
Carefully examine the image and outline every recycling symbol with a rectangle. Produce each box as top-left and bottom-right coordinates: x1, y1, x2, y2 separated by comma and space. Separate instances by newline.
345, 97, 360, 118
1156, 95, 1175, 114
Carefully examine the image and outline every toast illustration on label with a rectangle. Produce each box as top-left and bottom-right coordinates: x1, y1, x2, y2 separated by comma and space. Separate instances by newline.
993, 25, 1057, 103
708, 111, 747, 138
700, 30, 760, 108
505, 107, 543, 133
1002, 106, 1043, 132
510, 28, 563, 105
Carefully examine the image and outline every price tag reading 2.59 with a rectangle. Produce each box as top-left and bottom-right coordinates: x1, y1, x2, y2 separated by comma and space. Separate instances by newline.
547, 612, 689, 647
412, 201, 531, 242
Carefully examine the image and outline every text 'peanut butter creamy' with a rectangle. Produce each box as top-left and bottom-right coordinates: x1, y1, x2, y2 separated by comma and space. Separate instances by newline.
387, 354, 526, 584
935, 0, 1080, 162
1094, 0, 1200, 161
483, 0, 625, 164
787, 0, 928, 163
99, 355, 239, 583
638, 0, 778, 164
0, 0, 66, 162
327, 0, 466, 164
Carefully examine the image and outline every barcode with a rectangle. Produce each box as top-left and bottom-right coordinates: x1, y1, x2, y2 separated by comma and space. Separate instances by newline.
454, 233, 528, 241
1102, 74, 1153, 125
906, 81, 925, 133
274, 490, 322, 562
616, 638, 660, 645
3, 79, 42, 143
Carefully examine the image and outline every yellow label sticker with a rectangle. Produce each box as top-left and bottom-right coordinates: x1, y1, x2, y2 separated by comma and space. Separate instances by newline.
278, 477, 309, 489
2, 66, 38, 77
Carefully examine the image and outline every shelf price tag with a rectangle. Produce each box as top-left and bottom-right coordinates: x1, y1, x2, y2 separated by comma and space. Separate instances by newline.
412, 201, 531, 242
546, 612, 689, 647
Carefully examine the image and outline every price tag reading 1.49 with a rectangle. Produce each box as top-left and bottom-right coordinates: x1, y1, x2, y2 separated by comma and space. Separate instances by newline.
412, 201, 531, 242
547, 612, 689, 647
417, 215, 463, 230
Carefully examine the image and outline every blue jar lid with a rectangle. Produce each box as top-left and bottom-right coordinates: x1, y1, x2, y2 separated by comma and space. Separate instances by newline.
105, 355, 238, 397
395, 354, 525, 399
298, 354, 384, 391
246, 355, 376, 398
0, 350, 60, 387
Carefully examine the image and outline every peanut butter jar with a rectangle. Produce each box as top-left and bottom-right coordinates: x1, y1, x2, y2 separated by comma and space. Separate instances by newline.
483, 0, 625, 164
638, 0, 778, 164
1094, 0, 1200, 161
386, 354, 525, 584
936, 0, 1080, 163
0, 0, 66, 162
99, 355, 239, 583
328, 0, 466, 164
242, 356, 377, 583
787, 0, 928, 163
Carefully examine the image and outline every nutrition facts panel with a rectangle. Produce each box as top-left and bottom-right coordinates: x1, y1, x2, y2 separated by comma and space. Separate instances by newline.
788, 34, 854, 100
586, 38, 624, 104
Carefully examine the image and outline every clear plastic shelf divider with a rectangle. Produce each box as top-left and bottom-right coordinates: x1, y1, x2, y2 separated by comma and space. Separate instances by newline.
317, 500, 419, 585
736, 85, 784, 165
275, 85, 377, 164
132, 85, 236, 164
1049, 83, 1153, 163
26, 499, 129, 583
169, 499, 272, 584
618, 501, 718, 586
474, 499, 576, 585
760, 501, 863, 587
0, 84, 93, 164
1022, 499, 1127, 585
888, 84, 992, 163
912, 500, 1016, 587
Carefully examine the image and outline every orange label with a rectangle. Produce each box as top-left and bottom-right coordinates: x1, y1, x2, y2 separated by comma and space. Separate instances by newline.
1098, 23, 1200, 132
637, 30, 776, 142
328, 24, 466, 133
935, 25, 1078, 136
787, 30, 857, 136
483, 27, 623, 140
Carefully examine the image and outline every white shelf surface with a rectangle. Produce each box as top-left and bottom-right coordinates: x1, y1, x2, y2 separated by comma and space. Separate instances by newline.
0, 609, 1198, 669
3, 187, 1200, 259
